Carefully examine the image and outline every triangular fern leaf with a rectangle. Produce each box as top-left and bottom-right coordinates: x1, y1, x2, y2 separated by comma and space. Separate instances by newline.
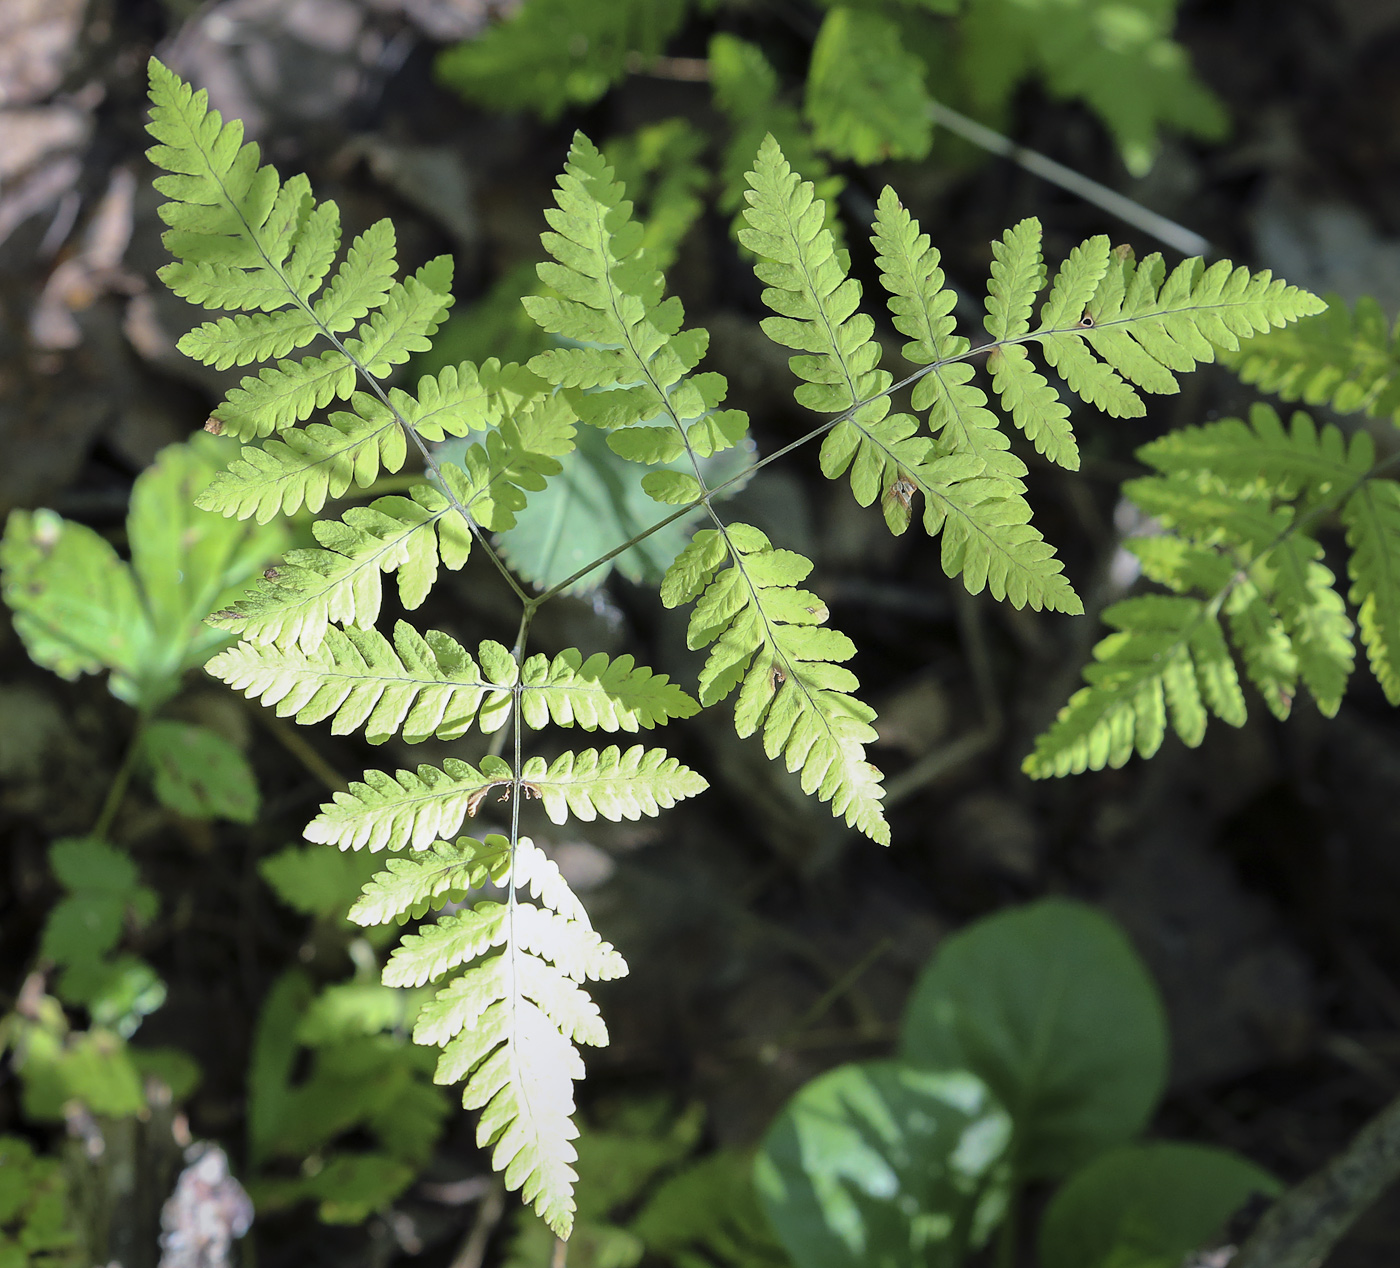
519, 649, 699, 732
744, 153, 1077, 613
1343, 477, 1400, 704
519, 745, 708, 825
206, 623, 517, 744
522, 133, 746, 496
1023, 595, 1248, 777
1225, 294, 1400, 422
666, 522, 889, 844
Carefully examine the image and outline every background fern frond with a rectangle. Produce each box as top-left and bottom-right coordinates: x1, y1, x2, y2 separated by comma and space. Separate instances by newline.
207, 623, 517, 744
803, 8, 932, 165
1225, 294, 1400, 422
1342, 478, 1400, 704
1029, 403, 1388, 775
435, 0, 689, 121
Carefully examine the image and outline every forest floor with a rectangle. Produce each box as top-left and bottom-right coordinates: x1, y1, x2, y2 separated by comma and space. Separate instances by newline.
3, 1, 1400, 1265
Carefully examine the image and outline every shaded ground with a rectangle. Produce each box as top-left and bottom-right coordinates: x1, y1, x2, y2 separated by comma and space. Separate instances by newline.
4, 0, 1400, 1265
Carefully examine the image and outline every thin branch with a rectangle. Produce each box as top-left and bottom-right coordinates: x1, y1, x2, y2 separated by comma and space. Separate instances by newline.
1231, 1091, 1400, 1268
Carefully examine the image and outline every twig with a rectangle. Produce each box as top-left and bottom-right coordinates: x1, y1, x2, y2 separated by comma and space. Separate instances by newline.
448, 1180, 506, 1268
1231, 1091, 1400, 1268
926, 99, 1211, 258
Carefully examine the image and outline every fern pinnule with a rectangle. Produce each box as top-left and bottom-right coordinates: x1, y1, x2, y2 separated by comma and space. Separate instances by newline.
1342, 477, 1400, 705
1225, 293, 1400, 422
206, 623, 518, 744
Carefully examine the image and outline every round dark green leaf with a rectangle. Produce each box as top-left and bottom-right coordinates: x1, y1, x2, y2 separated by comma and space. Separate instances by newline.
144, 720, 260, 822
754, 1061, 1011, 1268
1039, 1142, 1282, 1268
899, 899, 1168, 1179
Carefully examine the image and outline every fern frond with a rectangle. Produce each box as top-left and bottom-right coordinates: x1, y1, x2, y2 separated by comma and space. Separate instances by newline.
1225, 294, 1400, 422
519, 649, 699, 731
1342, 477, 1400, 704
745, 146, 1080, 613
519, 745, 708, 824
350, 835, 514, 927
1029, 400, 1384, 775
1048, 242, 1326, 417
307, 754, 515, 853
206, 623, 517, 744
1023, 595, 1247, 777
803, 8, 932, 164
662, 523, 889, 844
353, 831, 627, 1236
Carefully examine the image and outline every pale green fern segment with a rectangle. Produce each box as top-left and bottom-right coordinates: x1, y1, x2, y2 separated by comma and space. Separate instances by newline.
1225, 294, 1400, 423
206, 623, 518, 744
352, 834, 625, 1237
744, 142, 1079, 615
1342, 478, 1400, 705
524, 133, 749, 483
197, 362, 533, 523
662, 523, 889, 846
1024, 595, 1247, 777
307, 746, 705, 852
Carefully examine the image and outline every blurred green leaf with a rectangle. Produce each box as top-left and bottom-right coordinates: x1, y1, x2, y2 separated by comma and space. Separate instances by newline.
754, 1062, 1011, 1268
1039, 1143, 1282, 1268
899, 899, 1168, 1179
144, 720, 260, 822
258, 844, 382, 922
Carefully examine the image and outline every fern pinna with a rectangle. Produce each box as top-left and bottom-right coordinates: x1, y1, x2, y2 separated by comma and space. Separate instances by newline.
1025, 402, 1400, 777
146, 54, 1321, 1231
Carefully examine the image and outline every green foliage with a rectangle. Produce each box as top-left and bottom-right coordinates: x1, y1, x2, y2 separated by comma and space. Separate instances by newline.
258, 843, 383, 923
434, 0, 690, 120
1026, 403, 1397, 777
956, 0, 1228, 176
246, 970, 448, 1224
899, 899, 1168, 1179
0, 1136, 79, 1268
0, 435, 285, 711
1038, 1143, 1281, 1268
755, 1063, 1010, 1268
1225, 293, 1400, 423
805, 8, 933, 164
145, 54, 1324, 1234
